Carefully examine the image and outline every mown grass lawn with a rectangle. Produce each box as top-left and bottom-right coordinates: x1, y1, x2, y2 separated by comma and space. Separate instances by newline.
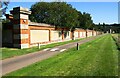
3, 34, 118, 76
1, 38, 85, 59
112, 34, 120, 49
112, 34, 120, 76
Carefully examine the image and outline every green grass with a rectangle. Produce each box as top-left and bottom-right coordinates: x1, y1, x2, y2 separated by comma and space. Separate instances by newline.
3, 34, 118, 76
112, 34, 120, 76
112, 34, 120, 49
1, 38, 86, 59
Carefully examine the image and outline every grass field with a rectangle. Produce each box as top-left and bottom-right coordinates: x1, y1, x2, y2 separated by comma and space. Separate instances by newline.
112, 34, 120, 76
1, 38, 85, 59
3, 34, 118, 76
112, 34, 120, 49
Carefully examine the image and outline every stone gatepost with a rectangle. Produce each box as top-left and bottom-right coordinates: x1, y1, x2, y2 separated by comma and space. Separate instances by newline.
86, 29, 88, 38
10, 7, 31, 49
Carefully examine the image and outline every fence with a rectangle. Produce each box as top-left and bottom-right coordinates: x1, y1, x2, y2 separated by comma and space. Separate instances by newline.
2, 7, 102, 49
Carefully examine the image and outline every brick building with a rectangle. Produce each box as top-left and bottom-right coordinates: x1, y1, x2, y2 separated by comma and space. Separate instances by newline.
2, 7, 100, 49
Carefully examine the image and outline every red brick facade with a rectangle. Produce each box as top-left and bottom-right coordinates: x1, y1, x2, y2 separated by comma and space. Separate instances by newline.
4, 7, 102, 49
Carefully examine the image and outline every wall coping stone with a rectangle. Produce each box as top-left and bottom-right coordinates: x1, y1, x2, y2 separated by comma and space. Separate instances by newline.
29, 21, 55, 27
10, 7, 31, 15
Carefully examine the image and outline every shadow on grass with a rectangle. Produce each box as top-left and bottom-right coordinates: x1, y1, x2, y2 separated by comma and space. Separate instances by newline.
112, 36, 120, 50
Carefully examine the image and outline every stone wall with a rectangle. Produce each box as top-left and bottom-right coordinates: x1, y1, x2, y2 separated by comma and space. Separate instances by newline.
3, 6, 101, 49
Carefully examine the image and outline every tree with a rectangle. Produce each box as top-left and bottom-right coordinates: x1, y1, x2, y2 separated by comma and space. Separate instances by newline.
78, 12, 93, 30
30, 2, 79, 31
0, 1, 9, 22
0, 1, 9, 16
94, 23, 106, 32
102, 22, 106, 32
76, 11, 83, 28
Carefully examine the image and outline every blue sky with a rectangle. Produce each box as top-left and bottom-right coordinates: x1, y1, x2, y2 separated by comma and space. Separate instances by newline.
5, 2, 118, 24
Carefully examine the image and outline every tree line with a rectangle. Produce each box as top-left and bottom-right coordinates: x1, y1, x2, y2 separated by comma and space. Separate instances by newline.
2, 2, 119, 33
30, 2, 96, 31
96, 23, 120, 33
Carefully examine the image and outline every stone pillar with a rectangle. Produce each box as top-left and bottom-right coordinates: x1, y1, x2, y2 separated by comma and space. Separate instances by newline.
62, 30, 64, 40
92, 30, 94, 36
78, 31, 80, 38
70, 31, 73, 39
10, 7, 31, 49
71, 31, 75, 40
86, 29, 88, 38
49, 29, 51, 42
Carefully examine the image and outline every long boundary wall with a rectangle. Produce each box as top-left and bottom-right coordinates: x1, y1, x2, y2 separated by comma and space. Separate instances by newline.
3, 7, 102, 49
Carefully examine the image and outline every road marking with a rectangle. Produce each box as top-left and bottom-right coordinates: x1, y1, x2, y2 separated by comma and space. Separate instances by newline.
60, 49, 66, 52
50, 48, 59, 51
43, 48, 51, 51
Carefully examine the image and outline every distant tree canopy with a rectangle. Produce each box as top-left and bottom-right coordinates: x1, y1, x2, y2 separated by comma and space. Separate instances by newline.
30, 2, 94, 31
94, 23, 120, 33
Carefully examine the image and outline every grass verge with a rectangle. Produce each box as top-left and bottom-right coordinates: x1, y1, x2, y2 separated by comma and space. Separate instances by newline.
112, 34, 120, 49
112, 34, 120, 77
1, 38, 86, 59
3, 34, 118, 76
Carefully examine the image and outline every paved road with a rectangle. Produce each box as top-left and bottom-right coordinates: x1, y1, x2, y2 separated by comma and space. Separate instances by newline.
1, 35, 104, 76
